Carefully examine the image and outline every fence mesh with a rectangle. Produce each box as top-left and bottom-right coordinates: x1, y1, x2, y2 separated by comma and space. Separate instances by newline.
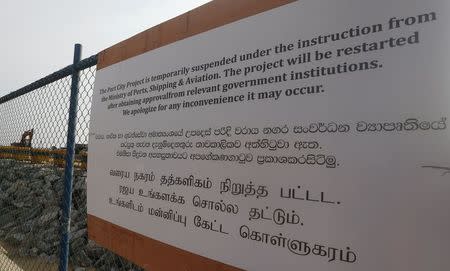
0, 58, 143, 271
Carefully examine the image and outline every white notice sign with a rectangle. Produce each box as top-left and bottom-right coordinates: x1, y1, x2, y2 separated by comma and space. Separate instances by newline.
87, 0, 450, 270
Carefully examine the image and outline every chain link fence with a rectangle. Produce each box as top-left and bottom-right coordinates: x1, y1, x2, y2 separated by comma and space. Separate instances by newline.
0, 52, 143, 271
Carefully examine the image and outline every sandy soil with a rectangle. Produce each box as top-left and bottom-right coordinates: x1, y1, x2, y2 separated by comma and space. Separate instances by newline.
0, 242, 95, 271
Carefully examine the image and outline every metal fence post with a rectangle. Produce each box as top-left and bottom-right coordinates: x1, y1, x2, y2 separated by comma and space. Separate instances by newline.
59, 43, 82, 271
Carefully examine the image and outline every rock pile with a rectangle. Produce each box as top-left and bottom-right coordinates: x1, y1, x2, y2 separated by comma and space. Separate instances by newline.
0, 159, 142, 271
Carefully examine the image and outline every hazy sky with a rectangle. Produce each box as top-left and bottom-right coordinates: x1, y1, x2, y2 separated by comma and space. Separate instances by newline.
0, 0, 211, 97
